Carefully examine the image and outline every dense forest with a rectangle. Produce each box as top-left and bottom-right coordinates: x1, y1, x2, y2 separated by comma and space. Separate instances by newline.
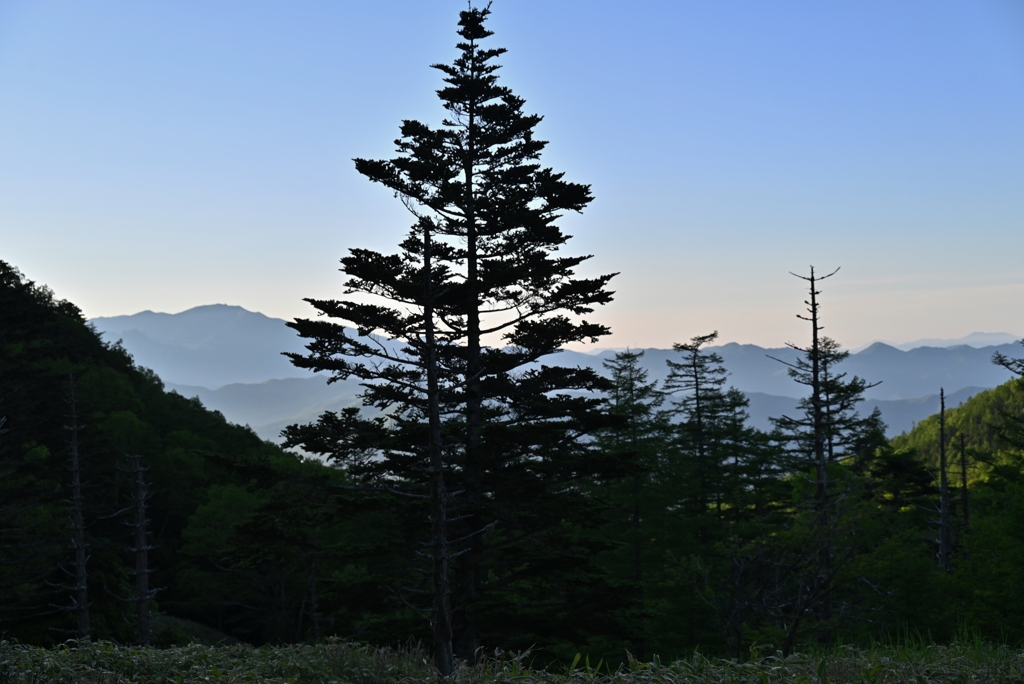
3, 4, 1024, 676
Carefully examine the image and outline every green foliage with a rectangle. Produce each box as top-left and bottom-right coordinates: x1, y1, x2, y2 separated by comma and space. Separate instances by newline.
0, 260, 338, 644
0, 639, 432, 684
946, 477, 1024, 643
6, 228, 1024, 664
893, 377, 1024, 469
5, 638, 1024, 684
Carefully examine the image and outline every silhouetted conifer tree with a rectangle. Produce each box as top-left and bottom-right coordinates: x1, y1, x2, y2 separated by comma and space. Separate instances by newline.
664, 332, 750, 545
662, 332, 781, 657
769, 267, 885, 652
596, 349, 669, 658
285, 5, 615, 664
282, 202, 455, 670
991, 342, 1024, 451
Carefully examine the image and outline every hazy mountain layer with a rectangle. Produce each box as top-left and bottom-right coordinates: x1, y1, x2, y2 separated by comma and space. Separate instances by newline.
890, 332, 1021, 351
90, 304, 315, 387
165, 376, 361, 443
90, 305, 1024, 442
171, 373, 986, 444
551, 343, 1021, 401
847, 332, 1022, 352
744, 386, 986, 438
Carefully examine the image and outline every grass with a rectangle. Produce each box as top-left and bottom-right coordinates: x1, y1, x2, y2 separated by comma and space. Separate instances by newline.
150, 615, 241, 647
2, 636, 1024, 683
0, 639, 430, 684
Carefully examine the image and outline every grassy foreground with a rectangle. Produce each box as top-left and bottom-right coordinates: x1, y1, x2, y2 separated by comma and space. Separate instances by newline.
3, 638, 1024, 684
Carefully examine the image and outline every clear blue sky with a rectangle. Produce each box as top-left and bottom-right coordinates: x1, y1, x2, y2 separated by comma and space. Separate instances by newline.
2, 0, 1022, 349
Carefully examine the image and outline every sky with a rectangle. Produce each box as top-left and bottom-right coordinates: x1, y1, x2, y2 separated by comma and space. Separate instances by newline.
1, 0, 1022, 350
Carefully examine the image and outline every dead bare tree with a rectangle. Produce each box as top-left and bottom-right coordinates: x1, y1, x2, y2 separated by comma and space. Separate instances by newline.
65, 375, 90, 638
935, 389, 952, 573
128, 453, 157, 645
958, 432, 970, 558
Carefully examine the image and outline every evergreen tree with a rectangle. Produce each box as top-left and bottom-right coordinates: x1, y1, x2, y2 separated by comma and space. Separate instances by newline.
285, 4, 615, 664
662, 332, 785, 657
664, 332, 752, 545
127, 453, 155, 645
956, 432, 970, 550
991, 342, 1024, 450
768, 267, 886, 651
595, 349, 670, 658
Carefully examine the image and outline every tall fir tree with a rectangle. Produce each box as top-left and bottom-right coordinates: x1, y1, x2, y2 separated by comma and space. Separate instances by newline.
991, 341, 1024, 450
127, 454, 155, 645
285, 4, 616, 664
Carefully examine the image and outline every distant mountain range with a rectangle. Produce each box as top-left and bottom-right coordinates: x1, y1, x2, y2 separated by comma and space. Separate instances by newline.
167, 375, 988, 443
165, 377, 362, 444
743, 386, 986, 438
90, 305, 1024, 443
91, 305, 315, 387
862, 331, 1023, 352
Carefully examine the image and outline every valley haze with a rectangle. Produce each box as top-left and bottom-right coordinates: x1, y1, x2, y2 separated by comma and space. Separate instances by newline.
89, 305, 1024, 443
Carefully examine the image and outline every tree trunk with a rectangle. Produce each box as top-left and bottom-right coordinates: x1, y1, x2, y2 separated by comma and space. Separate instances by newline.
691, 357, 709, 546
454, 33, 483, 663
959, 432, 969, 558
131, 454, 152, 645
806, 269, 832, 645
938, 389, 952, 573
425, 221, 456, 677
67, 375, 90, 639
308, 544, 321, 642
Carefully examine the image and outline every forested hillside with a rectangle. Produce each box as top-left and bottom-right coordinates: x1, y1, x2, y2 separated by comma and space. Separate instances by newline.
7, 259, 1024, 665
0, 260, 351, 645
893, 377, 1024, 467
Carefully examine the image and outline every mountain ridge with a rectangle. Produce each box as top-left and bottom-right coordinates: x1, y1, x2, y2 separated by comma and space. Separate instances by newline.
89, 305, 1024, 442
90, 304, 315, 387
859, 331, 1022, 352
167, 374, 991, 443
